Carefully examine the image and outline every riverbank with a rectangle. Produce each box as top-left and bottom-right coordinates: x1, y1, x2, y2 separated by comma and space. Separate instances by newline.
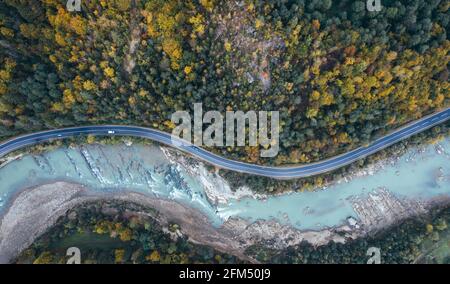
2, 179, 450, 263
0, 181, 255, 263
0, 181, 346, 263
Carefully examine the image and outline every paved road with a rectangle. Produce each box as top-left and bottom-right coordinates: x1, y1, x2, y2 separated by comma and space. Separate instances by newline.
0, 108, 449, 179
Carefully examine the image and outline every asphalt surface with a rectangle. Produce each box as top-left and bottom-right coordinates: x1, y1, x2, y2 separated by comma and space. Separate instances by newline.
0, 108, 449, 179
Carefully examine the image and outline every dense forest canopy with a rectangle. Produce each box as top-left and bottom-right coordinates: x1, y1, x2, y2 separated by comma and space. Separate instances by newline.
0, 0, 449, 164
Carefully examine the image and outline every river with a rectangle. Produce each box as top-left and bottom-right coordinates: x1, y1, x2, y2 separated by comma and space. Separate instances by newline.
0, 137, 449, 231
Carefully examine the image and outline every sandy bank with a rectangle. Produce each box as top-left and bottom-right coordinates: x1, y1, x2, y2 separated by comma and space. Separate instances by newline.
0, 182, 254, 263
0, 181, 355, 263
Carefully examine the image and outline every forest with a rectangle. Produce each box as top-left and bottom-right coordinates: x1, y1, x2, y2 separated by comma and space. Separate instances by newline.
0, 0, 449, 164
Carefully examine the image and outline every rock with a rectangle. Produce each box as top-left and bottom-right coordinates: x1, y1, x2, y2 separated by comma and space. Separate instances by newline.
347, 217, 359, 229
131, 248, 144, 264
68, 211, 77, 221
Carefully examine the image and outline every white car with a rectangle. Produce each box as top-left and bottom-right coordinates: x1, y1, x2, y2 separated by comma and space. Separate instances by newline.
108, 131, 115, 134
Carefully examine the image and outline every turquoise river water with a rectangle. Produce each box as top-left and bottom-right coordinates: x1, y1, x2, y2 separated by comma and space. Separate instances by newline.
0, 137, 449, 231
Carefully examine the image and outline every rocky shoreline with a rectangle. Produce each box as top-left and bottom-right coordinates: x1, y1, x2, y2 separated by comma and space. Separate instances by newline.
1, 179, 449, 264
0, 181, 345, 263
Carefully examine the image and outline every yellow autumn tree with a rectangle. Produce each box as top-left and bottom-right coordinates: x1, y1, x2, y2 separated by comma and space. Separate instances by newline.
62, 89, 76, 108
114, 249, 126, 263
0, 58, 15, 96
146, 250, 161, 262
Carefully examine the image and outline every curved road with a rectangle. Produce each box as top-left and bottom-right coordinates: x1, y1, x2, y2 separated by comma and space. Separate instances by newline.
0, 108, 449, 179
